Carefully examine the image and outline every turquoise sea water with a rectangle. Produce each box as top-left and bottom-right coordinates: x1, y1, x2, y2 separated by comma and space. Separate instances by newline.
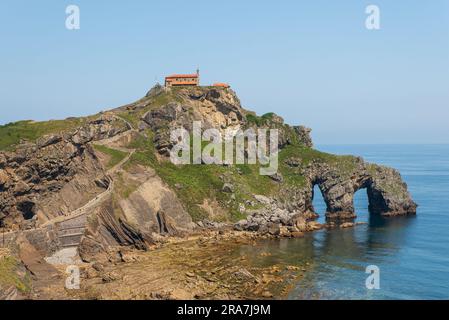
239, 145, 449, 299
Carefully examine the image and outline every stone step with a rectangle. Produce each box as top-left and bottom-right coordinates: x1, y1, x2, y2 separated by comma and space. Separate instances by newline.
58, 225, 85, 230
58, 223, 86, 229
58, 228, 85, 236
58, 233, 83, 246
61, 242, 81, 248
59, 233, 82, 240
58, 232, 84, 238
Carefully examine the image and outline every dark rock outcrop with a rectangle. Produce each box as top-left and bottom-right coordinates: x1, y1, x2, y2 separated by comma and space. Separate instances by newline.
141, 87, 246, 156
0, 114, 128, 229
145, 83, 164, 98
293, 126, 313, 148
79, 205, 153, 263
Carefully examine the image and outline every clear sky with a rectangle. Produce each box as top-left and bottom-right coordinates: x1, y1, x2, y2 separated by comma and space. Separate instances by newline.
0, 0, 448, 144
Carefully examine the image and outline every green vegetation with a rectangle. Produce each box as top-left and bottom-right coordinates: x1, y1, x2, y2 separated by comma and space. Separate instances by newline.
117, 111, 141, 129
0, 85, 362, 224
93, 144, 128, 169
122, 121, 361, 222
0, 118, 90, 151
278, 144, 358, 184
366, 163, 403, 196
152, 89, 183, 106
126, 132, 222, 221
116, 88, 184, 130
125, 131, 277, 222
280, 144, 334, 166
246, 112, 276, 127
0, 87, 184, 151
0, 255, 31, 294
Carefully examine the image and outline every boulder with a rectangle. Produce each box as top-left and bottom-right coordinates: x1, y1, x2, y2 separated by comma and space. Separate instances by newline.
254, 195, 271, 205
340, 222, 354, 228
269, 172, 284, 183
266, 222, 281, 236
279, 225, 291, 237
285, 157, 301, 167
222, 183, 234, 193
36, 135, 62, 148
290, 231, 305, 238
0, 169, 9, 188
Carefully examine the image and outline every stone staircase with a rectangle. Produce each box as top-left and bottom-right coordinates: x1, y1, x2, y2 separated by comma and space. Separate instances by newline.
56, 214, 87, 248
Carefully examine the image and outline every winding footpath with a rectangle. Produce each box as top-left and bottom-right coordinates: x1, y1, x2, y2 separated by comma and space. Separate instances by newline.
1, 115, 138, 249
43, 115, 136, 227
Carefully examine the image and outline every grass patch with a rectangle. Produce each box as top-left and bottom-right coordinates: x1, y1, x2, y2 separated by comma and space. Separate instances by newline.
93, 144, 128, 169
234, 164, 276, 196
126, 131, 276, 222
0, 256, 31, 294
115, 88, 185, 130
246, 112, 276, 127
278, 144, 359, 184
117, 112, 141, 129
0, 117, 91, 151
127, 133, 222, 221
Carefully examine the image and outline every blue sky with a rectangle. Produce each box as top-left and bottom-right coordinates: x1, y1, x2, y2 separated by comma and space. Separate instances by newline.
0, 0, 448, 144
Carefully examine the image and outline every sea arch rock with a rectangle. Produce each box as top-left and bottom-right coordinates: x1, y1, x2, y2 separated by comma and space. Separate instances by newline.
309, 160, 417, 222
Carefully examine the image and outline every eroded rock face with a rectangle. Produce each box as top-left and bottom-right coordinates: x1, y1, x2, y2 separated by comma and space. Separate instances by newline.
366, 165, 418, 217
70, 114, 131, 146
115, 166, 195, 236
0, 115, 128, 229
78, 165, 195, 262
293, 126, 313, 148
141, 87, 246, 156
78, 202, 154, 263
140, 86, 314, 155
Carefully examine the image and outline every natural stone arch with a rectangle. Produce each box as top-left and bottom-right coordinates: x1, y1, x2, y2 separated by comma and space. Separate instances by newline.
309, 161, 417, 224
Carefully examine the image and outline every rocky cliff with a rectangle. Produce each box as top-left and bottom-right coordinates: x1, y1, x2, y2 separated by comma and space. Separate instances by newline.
0, 84, 417, 258
0, 114, 129, 229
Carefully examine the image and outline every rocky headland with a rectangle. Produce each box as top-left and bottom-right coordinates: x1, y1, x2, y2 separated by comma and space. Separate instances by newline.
0, 84, 417, 299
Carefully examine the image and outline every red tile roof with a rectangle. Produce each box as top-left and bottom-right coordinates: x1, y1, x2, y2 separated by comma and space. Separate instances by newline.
213, 82, 230, 87
165, 74, 198, 79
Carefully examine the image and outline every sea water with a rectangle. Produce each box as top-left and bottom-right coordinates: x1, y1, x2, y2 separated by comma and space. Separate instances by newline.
237, 145, 449, 299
